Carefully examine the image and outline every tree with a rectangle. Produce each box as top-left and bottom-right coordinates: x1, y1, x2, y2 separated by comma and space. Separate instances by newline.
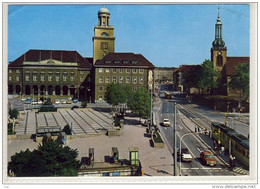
183, 66, 201, 93
9, 108, 19, 119
229, 63, 249, 98
197, 60, 220, 94
128, 88, 151, 121
8, 140, 81, 177
105, 83, 127, 107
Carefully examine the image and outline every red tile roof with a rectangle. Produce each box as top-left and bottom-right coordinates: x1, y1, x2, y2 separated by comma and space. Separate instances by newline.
225, 57, 249, 75
94, 53, 155, 68
8, 49, 92, 69
174, 65, 200, 73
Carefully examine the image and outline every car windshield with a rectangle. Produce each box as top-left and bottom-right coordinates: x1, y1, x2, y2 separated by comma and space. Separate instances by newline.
205, 155, 213, 158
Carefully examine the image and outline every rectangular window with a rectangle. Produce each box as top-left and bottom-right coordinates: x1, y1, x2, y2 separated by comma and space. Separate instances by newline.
9, 76, 12, 81
99, 68, 104, 73
106, 69, 110, 73
63, 74, 68, 82
112, 76, 117, 83
98, 86, 104, 92
70, 74, 75, 82
9, 70, 12, 73
139, 69, 144, 74
119, 76, 124, 83
133, 87, 138, 91
80, 71, 85, 74
25, 75, 30, 82
41, 75, 45, 82
139, 77, 144, 84
133, 69, 137, 73
132, 76, 137, 84
126, 69, 131, 73
16, 76, 20, 81
112, 68, 117, 73
99, 76, 104, 83
48, 74, 52, 81
106, 77, 110, 83
16, 70, 20, 73
56, 75, 60, 82
33, 75, 37, 82
119, 68, 124, 73
126, 76, 131, 83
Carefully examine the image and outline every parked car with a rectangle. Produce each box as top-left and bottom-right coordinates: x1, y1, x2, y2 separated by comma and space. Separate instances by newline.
200, 151, 216, 166
31, 100, 38, 105
163, 118, 171, 127
61, 99, 67, 104
37, 100, 43, 105
25, 98, 32, 104
66, 100, 72, 104
72, 98, 79, 103
177, 148, 192, 162
21, 97, 26, 101
68, 97, 72, 101
55, 99, 60, 104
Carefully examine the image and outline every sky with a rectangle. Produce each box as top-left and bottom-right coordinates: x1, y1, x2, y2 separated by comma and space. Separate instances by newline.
7, 4, 250, 68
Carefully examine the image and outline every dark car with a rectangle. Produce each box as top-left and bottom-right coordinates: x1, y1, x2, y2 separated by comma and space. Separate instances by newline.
73, 98, 79, 103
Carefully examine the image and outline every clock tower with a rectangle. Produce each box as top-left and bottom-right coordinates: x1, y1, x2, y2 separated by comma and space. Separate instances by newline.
93, 7, 115, 64
211, 7, 227, 72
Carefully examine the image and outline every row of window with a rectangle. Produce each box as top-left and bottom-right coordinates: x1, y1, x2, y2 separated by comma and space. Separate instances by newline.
9, 70, 88, 75
9, 74, 90, 82
98, 68, 144, 74
99, 76, 144, 84
98, 86, 140, 93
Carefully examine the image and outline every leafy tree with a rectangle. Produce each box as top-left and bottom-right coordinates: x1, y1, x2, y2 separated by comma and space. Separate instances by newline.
197, 60, 220, 94
183, 66, 201, 93
8, 140, 81, 177
128, 88, 151, 120
63, 124, 72, 135
229, 63, 249, 98
9, 108, 19, 119
44, 97, 52, 105
105, 83, 127, 107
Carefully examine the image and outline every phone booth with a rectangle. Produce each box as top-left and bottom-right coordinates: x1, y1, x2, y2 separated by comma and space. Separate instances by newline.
129, 147, 139, 166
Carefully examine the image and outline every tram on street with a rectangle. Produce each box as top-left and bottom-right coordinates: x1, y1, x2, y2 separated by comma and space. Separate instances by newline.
211, 122, 249, 167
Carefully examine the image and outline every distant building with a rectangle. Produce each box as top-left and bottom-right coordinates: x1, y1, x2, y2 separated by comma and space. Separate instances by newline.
154, 67, 176, 84
173, 65, 200, 93
8, 7, 155, 102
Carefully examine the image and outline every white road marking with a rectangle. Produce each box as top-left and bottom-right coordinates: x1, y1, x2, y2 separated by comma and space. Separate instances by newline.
197, 148, 203, 152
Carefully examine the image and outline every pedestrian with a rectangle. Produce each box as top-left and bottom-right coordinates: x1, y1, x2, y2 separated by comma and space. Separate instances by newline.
221, 146, 225, 156
213, 140, 217, 150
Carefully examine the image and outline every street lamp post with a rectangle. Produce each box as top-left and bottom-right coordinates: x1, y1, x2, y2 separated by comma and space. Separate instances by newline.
150, 89, 153, 131
173, 102, 177, 176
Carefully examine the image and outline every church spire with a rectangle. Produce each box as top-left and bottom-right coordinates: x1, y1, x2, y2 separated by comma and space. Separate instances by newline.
212, 6, 225, 49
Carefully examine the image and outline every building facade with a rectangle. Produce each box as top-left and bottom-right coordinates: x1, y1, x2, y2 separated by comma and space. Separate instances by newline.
154, 67, 176, 84
8, 7, 155, 103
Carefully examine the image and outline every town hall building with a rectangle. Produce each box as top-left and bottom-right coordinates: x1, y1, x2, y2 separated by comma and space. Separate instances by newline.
8, 7, 155, 102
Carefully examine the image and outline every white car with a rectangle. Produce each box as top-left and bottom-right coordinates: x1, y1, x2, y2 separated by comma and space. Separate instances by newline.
61, 99, 67, 104
37, 100, 43, 105
55, 99, 60, 104
163, 118, 171, 127
21, 97, 26, 101
178, 148, 192, 162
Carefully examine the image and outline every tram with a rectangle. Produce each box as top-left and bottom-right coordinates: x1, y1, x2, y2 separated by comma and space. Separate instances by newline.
211, 122, 249, 167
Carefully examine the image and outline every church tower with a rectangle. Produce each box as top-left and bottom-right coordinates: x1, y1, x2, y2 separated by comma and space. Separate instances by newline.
93, 7, 115, 64
211, 7, 227, 72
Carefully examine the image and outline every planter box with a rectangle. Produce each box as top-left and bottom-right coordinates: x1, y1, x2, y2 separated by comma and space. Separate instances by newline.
108, 129, 121, 136
151, 132, 165, 148
8, 134, 17, 140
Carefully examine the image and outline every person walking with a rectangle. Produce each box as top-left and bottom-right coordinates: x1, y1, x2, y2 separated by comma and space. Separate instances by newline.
221, 146, 225, 157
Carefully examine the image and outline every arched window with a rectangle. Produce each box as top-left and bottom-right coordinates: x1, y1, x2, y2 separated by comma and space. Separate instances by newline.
101, 32, 109, 37
217, 55, 223, 67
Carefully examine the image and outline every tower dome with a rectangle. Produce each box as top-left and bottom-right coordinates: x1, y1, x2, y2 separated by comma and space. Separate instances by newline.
98, 7, 110, 15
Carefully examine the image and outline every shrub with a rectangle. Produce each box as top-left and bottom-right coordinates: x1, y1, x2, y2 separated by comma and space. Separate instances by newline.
8, 123, 15, 135
71, 106, 79, 110
81, 101, 88, 108
153, 131, 163, 143
63, 125, 72, 135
